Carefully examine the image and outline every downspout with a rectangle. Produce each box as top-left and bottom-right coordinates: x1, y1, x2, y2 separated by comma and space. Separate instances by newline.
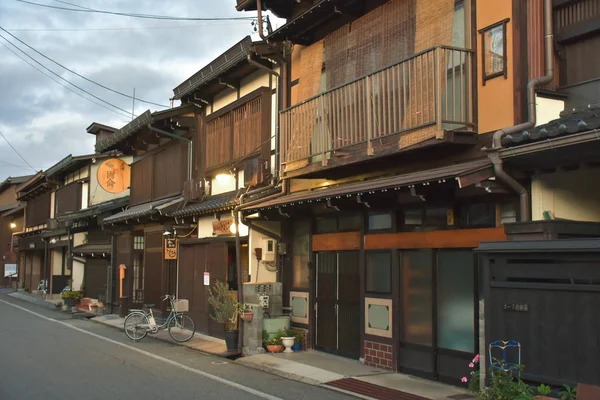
256, 0, 267, 41
488, 0, 554, 221
43, 238, 49, 297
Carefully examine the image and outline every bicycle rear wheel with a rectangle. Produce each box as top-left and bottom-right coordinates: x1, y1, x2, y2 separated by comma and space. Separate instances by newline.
168, 314, 195, 342
124, 312, 148, 341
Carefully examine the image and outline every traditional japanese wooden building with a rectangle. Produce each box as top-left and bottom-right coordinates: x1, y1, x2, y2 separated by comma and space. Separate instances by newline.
232, 0, 563, 383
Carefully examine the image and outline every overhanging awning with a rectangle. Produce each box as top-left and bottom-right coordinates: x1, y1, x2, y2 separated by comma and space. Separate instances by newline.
72, 243, 111, 257
169, 191, 238, 218
241, 158, 493, 212
102, 195, 183, 224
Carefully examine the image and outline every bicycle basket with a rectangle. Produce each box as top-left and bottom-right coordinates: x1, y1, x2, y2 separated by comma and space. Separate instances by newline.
173, 299, 189, 312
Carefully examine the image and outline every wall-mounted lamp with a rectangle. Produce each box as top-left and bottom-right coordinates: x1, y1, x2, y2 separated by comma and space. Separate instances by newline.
229, 222, 249, 236
9, 222, 16, 229
163, 231, 172, 236
50, 238, 57, 244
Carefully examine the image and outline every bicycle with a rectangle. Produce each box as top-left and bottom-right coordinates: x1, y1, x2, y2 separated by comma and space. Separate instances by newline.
123, 295, 196, 343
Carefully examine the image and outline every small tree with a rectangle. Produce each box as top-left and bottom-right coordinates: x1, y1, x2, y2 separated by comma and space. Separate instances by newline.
207, 280, 244, 331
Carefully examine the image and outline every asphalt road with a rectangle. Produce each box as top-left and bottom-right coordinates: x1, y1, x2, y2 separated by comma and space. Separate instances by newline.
0, 292, 354, 400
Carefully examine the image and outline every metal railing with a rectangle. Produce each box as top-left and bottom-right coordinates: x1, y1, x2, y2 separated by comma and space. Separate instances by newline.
280, 46, 474, 166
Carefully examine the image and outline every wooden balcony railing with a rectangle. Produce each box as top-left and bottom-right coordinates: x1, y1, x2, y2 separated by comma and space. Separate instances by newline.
280, 46, 474, 167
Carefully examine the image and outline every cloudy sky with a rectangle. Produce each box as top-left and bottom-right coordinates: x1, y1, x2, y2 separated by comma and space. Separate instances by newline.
0, 0, 283, 181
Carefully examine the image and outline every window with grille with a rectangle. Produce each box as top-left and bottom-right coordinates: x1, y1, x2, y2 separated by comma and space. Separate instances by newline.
132, 234, 144, 303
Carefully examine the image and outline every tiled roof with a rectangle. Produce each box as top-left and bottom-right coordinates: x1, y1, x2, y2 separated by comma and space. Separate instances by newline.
503, 105, 600, 147
55, 197, 130, 223
169, 191, 238, 218
102, 195, 182, 224
0, 203, 19, 213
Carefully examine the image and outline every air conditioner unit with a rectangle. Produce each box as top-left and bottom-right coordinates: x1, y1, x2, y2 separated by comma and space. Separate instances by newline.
183, 179, 204, 202
243, 158, 267, 187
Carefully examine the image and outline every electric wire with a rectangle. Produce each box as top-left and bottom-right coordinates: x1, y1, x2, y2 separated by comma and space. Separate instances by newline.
5, 22, 249, 32
0, 26, 169, 108
0, 32, 135, 117
0, 131, 38, 173
15, 0, 257, 21
0, 41, 133, 119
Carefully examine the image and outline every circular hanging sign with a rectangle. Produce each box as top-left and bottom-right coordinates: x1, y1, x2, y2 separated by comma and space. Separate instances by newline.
97, 158, 130, 194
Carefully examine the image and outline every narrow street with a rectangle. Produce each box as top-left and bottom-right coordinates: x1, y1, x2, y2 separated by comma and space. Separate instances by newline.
0, 293, 354, 400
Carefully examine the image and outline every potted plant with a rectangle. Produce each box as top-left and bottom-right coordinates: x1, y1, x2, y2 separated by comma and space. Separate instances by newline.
207, 280, 244, 351
239, 305, 253, 322
292, 331, 302, 351
263, 329, 284, 353
60, 290, 81, 308
281, 327, 296, 353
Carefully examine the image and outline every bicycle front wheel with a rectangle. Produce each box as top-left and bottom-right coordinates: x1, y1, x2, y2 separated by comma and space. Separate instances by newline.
124, 312, 148, 341
168, 314, 195, 342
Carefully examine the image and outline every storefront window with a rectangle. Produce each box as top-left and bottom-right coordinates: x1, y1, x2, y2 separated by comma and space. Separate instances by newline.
402, 207, 448, 232
461, 203, 496, 228
292, 221, 310, 289
315, 217, 337, 234
368, 212, 393, 231
366, 252, 392, 294
401, 250, 433, 345
437, 250, 475, 353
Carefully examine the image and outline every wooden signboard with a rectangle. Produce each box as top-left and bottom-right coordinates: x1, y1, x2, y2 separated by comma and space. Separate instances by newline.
212, 219, 233, 236
164, 238, 178, 260
97, 158, 131, 194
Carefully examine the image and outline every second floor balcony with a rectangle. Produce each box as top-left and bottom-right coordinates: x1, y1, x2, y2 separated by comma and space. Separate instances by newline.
280, 46, 474, 177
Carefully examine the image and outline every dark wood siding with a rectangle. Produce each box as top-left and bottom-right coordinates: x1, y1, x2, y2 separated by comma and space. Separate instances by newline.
115, 232, 132, 306
204, 88, 271, 172
131, 141, 187, 206
55, 183, 82, 216
152, 142, 186, 200
25, 191, 51, 227
178, 241, 228, 338
143, 230, 163, 307
130, 156, 153, 206
85, 259, 108, 300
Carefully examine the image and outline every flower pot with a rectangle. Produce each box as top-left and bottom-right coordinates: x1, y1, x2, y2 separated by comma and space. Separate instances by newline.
63, 298, 76, 307
292, 343, 301, 351
240, 312, 253, 322
281, 337, 295, 353
224, 330, 238, 351
266, 345, 283, 353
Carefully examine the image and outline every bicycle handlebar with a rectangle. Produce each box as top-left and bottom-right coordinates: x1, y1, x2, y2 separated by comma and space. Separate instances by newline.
162, 294, 175, 302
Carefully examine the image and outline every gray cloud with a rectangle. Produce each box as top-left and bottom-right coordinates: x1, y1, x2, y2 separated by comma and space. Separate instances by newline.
0, 0, 283, 180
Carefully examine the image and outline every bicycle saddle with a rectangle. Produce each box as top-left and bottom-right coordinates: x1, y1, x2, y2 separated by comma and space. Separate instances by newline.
143, 303, 156, 308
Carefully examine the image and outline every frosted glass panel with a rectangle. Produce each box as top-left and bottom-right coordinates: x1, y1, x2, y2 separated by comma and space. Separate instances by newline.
401, 250, 433, 345
437, 250, 475, 352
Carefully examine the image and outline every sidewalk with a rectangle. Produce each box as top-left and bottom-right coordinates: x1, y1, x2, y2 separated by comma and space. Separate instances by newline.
92, 314, 234, 357
237, 351, 471, 400
4, 291, 472, 400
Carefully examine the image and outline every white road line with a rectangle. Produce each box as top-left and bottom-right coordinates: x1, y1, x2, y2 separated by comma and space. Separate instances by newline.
0, 299, 283, 400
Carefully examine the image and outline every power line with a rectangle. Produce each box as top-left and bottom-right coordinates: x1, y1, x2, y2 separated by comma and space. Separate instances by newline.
0, 41, 133, 119
0, 32, 135, 117
5, 21, 249, 32
0, 131, 38, 173
0, 26, 169, 108
15, 0, 257, 21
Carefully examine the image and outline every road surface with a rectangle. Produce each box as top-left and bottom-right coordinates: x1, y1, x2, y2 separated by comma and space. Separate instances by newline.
0, 292, 354, 400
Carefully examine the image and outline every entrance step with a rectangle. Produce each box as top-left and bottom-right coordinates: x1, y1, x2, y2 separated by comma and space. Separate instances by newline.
326, 378, 431, 400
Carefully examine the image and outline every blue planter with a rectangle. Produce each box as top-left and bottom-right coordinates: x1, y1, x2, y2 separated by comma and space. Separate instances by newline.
292, 343, 301, 351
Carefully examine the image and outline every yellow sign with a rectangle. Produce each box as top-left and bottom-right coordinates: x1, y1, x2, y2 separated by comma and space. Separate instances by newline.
97, 158, 130, 194
164, 238, 178, 260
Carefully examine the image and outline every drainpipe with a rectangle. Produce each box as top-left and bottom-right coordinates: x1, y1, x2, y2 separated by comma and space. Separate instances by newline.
107, 233, 116, 314
43, 238, 49, 297
256, 0, 267, 41
488, 0, 554, 221
148, 126, 193, 181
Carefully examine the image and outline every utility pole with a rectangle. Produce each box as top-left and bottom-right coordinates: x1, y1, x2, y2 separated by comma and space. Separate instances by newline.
131, 88, 136, 121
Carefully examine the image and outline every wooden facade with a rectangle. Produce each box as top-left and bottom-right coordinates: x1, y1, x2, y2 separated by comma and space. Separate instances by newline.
130, 141, 188, 206
25, 191, 51, 228
55, 182, 82, 216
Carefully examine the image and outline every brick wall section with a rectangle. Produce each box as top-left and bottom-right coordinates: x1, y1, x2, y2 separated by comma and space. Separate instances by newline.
364, 340, 393, 371
291, 327, 311, 350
